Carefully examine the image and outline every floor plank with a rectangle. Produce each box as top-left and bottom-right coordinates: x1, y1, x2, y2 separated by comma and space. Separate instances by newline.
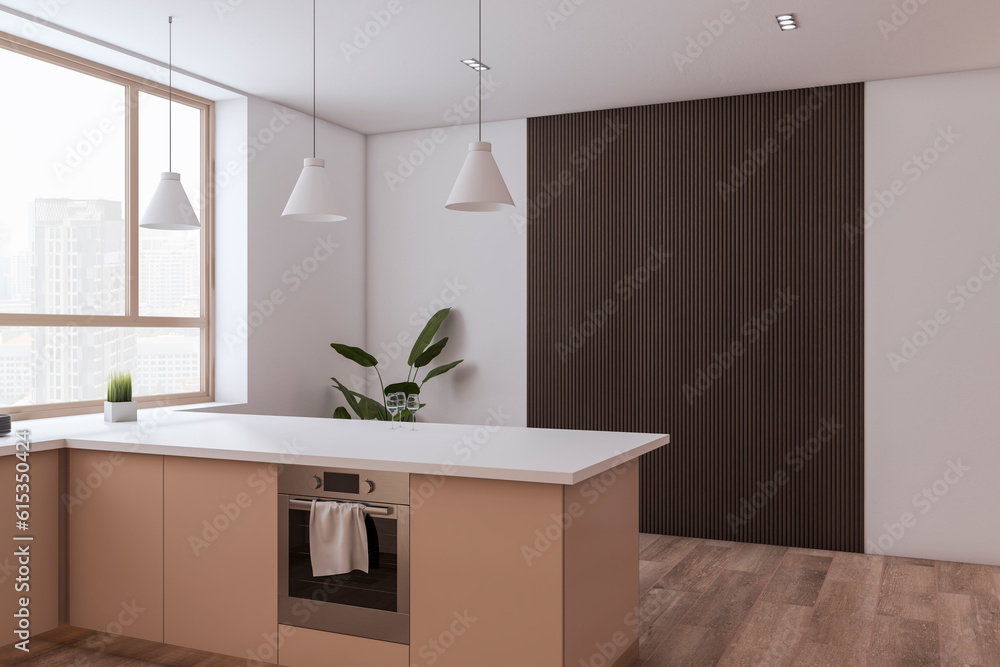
681, 569, 770, 632
718, 600, 813, 666
793, 552, 884, 665
876, 557, 938, 622
937, 559, 998, 597
759, 552, 832, 607
867, 616, 940, 667
641, 559, 679, 596
724, 542, 787, 575
0, 626, 276, 667
643, 624, 735, 667
640, 532, 661, 553
793, 642, 869, 667
655, 542, 741, 594
639, 588, 701, 662
938, 591, 1000, 667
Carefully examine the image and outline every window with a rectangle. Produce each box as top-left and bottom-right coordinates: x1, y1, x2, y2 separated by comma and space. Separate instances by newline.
0, 32, 214, 419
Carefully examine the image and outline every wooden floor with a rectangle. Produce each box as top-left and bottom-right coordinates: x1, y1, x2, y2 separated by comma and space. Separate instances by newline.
638, 534, 1000, 666
0, 626, 274, 666
2, 535, 998, 666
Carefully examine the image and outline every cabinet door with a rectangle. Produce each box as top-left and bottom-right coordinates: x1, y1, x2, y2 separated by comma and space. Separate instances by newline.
0, 449, 62, 643
164, 456, 277, 659
68, 450, 163, 642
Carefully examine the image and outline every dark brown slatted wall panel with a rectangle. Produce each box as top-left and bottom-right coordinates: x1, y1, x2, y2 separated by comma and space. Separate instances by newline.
527, 84, 864, 552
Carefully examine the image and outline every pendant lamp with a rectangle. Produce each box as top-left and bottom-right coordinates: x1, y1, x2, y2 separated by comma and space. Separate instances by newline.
445, 0, 514, 212
282, 0, 346, 222
140, 17, 200, 231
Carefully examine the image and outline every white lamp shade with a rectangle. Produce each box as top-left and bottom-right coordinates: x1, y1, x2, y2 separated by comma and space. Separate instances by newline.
140, 172, 200, 230
282, 158, 346, 222
445, 141, 514, 212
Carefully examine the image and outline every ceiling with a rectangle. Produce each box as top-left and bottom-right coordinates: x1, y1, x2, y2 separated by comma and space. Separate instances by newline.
2, 0, 999, 135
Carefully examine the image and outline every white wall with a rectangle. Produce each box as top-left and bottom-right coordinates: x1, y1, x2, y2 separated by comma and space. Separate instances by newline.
364, 121, 527, 426
213, 97, 248, 405
865, 69, 1000, 566
216, 97, 367, 418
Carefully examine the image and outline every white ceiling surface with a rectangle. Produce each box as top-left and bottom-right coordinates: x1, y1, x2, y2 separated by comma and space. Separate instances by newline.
2, 0, 999, 135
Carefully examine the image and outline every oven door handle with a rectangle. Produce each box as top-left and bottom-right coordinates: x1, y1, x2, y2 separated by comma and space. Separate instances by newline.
288, 498, 393, 516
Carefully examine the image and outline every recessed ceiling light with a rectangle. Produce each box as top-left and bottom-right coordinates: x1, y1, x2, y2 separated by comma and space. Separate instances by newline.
775, 13, 798, 30
461, 58, 490, 71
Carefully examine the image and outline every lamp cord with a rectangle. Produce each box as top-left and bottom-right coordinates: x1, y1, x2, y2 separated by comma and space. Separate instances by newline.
313, 0, 317, 159
478, 0, 482, 142
168, 16, 173, 172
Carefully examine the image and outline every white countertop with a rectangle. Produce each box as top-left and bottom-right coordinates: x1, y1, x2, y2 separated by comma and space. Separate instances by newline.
0, 409, 669, 485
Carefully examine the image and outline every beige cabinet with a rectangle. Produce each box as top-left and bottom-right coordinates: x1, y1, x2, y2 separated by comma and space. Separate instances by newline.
278, 624, 409, 667
67, 450, 164, 642
0, 450, 63, 644
163, 456, 277, 659
409, 463, 640, 667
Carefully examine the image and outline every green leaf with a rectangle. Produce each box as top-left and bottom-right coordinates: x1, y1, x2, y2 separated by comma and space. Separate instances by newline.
423, 359, 463, 383
385, 381, 420, 397
407, 308, 451, 366
331, 378, 390, 421
330, 343, 379, 368
414, 337, 448, 368
356, 394, 389, 420
331, 377, 363, 417
333, 407, 352, 420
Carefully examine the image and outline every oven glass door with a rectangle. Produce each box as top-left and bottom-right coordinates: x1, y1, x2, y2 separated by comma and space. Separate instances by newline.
286, 500, 400, 613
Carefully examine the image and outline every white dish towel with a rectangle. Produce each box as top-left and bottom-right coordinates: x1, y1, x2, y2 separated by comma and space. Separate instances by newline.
309, 499, 370, 576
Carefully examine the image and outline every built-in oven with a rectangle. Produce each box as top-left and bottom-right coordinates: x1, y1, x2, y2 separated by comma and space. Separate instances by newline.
278, 466, 409, 645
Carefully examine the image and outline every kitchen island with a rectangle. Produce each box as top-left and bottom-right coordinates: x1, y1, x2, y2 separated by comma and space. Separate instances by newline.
0, 409, 669, 667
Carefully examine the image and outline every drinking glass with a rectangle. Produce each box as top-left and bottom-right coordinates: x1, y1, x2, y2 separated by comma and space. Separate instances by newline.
406, 394, 421, 431
386, 393, 402, 429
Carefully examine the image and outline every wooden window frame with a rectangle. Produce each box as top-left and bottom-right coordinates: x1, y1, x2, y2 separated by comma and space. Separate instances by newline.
0, 31, 216, 421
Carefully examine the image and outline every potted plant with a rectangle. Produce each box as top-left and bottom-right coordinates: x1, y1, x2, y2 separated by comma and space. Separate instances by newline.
330, 308, 464, 422
104, 371, 137, 423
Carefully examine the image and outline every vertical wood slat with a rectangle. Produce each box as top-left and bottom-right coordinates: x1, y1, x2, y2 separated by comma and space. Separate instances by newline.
526, 84, 865, 552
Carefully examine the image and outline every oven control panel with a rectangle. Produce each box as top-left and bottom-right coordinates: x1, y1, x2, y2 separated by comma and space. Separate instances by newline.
279, 466, 408, 505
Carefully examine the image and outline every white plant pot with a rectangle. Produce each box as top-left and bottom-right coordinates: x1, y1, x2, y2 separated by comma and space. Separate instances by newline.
104, 401, 137, 423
